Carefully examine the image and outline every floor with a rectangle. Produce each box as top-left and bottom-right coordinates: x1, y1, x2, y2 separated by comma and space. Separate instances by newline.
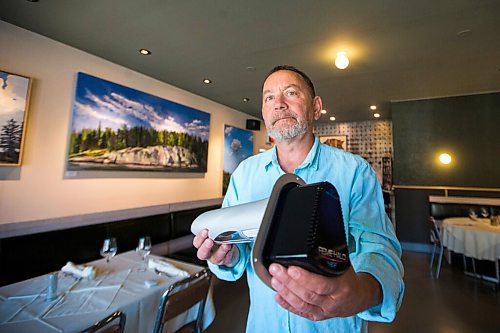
205, 251, 500, 333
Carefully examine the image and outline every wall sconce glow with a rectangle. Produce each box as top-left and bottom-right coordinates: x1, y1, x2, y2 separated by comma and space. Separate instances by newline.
439, 153, 452, 165
329, 116, 336, 121
320, 109, 327, 114
335, 52, 349, 70
373, 112, 381, 118
370, 105, 377, 110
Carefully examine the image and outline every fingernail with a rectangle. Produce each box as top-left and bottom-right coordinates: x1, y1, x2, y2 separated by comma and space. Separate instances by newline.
269, 264, 278, 274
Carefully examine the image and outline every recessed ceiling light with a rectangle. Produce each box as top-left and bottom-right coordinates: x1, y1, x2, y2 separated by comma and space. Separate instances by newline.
373, 112, 381, 118
329, 116, 336, 121
203, 79, 212, 84
335, 51, 349, 70
370, 105, 377, 110
245, 66, 256, 71
320, 109, 327, 114
242, 98, 250, 102
139, 49, 151, 55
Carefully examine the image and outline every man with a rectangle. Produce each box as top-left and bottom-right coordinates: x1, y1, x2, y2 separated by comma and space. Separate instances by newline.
194, 65, 404, 332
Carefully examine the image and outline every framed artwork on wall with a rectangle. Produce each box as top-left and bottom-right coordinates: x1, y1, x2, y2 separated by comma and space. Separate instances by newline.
0, 70, 32, 166
67, 72, 210, 173
319, 135, 347, 150
222, 125, 253, 195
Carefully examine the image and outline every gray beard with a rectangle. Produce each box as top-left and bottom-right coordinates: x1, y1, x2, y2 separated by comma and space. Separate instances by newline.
267, 120, 308, 141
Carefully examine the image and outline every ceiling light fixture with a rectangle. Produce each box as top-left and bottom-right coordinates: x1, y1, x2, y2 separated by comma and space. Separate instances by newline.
320, 110, 327, 114
329, 116, 336, 121
203, 79, 212, 84
439, 153, 452, 165
373, 113, 381, 118
242, 98, 250, 102
139, 49, 151, 55
335, 52, 349, 70
370, 105, 377, 110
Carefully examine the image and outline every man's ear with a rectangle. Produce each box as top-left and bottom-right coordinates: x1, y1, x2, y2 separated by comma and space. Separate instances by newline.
312, 96, 323, 121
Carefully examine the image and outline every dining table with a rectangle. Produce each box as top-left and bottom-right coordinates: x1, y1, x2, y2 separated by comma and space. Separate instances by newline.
0, 251, 215, 333
441, 217, 500, 282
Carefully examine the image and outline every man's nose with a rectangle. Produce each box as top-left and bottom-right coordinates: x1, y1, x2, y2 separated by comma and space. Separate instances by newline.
273, 94, 287, 109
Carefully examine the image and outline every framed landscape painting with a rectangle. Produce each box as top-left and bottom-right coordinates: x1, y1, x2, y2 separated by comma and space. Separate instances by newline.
67, 72, 210, 173
222, 125, 253, 194
0, 70, 32, 166
319, 135, 347, 150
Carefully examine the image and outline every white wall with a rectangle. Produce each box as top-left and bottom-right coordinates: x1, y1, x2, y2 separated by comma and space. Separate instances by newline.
0, 21, 266, 225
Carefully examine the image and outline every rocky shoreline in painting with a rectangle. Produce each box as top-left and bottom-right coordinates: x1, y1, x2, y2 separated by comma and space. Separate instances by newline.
68, 145, 199, 169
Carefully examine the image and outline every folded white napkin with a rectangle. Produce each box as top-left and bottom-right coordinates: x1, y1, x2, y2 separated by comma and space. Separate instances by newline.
61, 261, 96, 279
148, 258, 189, 277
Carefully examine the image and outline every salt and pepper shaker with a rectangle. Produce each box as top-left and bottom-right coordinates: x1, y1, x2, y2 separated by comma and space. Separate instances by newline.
46, 272, 58, 302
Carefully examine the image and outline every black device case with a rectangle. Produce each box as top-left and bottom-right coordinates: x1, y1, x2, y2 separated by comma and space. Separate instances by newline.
252, 174, 350, 288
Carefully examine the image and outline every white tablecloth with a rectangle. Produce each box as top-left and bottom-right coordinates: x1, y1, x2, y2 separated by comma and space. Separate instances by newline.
0, 251, 215, 333
442, 217, 500, 261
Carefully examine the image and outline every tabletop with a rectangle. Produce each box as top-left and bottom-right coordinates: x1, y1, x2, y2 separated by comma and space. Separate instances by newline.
0, 251, 215, 333
442, 217, 500, 261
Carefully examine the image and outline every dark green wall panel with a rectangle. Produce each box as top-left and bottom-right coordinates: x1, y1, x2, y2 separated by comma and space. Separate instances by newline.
392, 93, 500, 188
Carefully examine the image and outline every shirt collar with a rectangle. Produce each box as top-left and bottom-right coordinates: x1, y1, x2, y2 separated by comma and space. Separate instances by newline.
264, 136, 321, 172
297, 136, 320, 171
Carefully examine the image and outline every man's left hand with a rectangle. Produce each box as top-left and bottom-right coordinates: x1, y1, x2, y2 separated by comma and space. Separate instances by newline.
269, 263, 382, 321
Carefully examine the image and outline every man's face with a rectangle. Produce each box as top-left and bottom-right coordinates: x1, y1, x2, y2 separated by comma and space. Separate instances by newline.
262, 70, 321, 141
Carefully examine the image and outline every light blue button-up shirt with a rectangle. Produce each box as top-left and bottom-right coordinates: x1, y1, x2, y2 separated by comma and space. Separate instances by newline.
209, 137, 404, 333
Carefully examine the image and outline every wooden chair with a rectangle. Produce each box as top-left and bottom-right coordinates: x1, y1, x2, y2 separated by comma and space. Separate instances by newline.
429, 217, 444, 278
153, 268, 212, 333
80, 311, 126, 333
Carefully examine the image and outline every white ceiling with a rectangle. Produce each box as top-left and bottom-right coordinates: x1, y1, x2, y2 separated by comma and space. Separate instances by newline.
1, 0, 499, 123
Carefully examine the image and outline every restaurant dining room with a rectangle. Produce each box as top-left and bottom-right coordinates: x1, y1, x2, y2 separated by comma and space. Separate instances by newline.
1, 1, 499, 333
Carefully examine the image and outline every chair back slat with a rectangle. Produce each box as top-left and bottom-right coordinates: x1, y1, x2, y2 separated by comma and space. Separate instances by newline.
153, 267, 212, 333
162, 274, 211, 321
428, 216, 444, 278
428, 217, 442, 244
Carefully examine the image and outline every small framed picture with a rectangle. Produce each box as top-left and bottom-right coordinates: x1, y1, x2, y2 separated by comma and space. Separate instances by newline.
319, 135, 347, 150
0, 70, 32, 166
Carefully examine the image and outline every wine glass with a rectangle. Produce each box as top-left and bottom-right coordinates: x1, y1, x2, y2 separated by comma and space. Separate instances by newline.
136, 236, 152, 271
480, 207, 489, 219
100, 238, 118, 263
468, 208, 478, 221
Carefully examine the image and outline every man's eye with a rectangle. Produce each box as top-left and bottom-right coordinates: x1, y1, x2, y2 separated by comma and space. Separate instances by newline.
286, 90, 298, 96
264, 95, 274, 102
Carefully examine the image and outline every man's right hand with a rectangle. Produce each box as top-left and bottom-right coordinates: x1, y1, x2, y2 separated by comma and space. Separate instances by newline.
193, 229, 239, 267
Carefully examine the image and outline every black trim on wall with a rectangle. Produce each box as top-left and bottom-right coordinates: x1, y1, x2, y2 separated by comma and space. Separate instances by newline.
395, 188, 500, 244
0, 205, 220, 287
